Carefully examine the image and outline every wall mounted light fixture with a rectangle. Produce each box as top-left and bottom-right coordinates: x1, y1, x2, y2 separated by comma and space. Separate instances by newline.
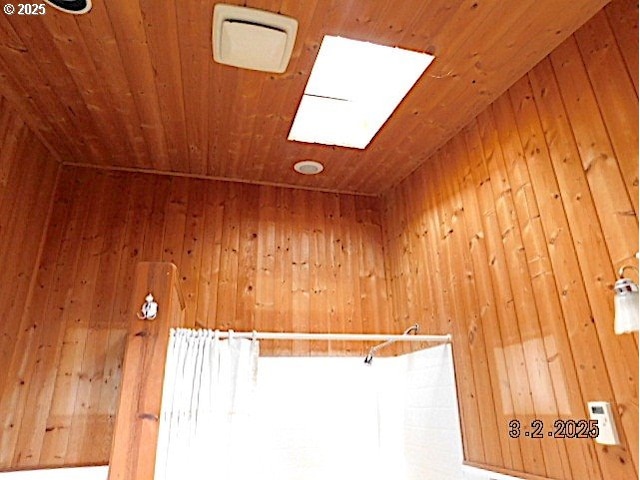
614, 265, 639, 335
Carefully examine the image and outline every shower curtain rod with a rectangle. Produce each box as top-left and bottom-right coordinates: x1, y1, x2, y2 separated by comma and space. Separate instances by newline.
201, 329, 452, 343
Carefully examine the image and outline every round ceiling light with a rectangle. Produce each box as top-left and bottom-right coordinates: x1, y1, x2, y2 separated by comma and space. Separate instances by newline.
293, 160, 324, 175
44, 0, 92, 14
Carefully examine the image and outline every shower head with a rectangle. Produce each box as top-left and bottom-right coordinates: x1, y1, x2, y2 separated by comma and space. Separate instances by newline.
364, 352, 374, 365
363, 324, 420, 365
403, 324, 419, 336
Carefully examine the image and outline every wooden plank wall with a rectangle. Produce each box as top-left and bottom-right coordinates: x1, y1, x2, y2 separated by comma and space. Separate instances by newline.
381, 2, 638, 479
108, 262, 186, 480
0, 166, 391, 470
0, 97, 59, 402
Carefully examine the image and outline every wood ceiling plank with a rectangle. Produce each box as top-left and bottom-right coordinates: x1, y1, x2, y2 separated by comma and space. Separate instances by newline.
251, 0, 326, 186
322, 0, 410, 193
235, 1, 298, 179
272, 0, 367, 190
175, 0, 216, 176
4, 15, 111, 161
207, 61, 236, 178
0, 0, 614, 194
74, 0, 150, 167
225, 0, 295, 182
103, 1, 171, 171
41, 12, 133, 166
0, 98, 26, 184
139, 0, 190, 172
370, 0, 586, 192
327, 0, 468, 193
226, 70, 269, 178
0, 80, 64, 163
0, 20, 81, 161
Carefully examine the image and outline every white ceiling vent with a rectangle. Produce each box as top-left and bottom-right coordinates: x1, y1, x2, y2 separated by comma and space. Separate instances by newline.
212, 4, 298, 73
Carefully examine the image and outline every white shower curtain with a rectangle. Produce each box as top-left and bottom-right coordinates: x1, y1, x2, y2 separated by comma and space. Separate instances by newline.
154, 329, 259, 480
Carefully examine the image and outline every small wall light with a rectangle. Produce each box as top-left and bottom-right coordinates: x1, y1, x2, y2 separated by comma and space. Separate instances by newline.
614, 265, 639, 335
137, 293, 158, 320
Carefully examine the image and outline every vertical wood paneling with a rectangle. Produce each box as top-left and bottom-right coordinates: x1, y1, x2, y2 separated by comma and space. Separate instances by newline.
0, 2, 635, 476
237, 183, 260, 333
21, 170, 85, 467
604, 0, 638, 94
309, 191, 328, 355
324, 193, 341, 355
0, 98, 59, 406
180, 180, 206, 329
437, 143, 504, 467
478, 104, 570, 478
0, 166, 391, 470
450, 133, 525, 471
427, 146, 486, 464
381, 8, 638, 479
108, 262, 186, 480
529, 55, 638, 476
508, 74, 606, 479
573, 10, 638, 216
493, 89, 599, 479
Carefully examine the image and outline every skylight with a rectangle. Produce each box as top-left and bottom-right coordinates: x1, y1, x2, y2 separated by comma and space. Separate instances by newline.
288, 36, 434, 149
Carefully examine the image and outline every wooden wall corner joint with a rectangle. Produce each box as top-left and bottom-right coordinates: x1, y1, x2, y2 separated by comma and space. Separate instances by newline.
107, 262, 186, 480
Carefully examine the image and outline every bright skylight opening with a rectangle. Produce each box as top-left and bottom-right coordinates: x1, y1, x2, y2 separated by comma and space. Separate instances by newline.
288, 36, 434, 149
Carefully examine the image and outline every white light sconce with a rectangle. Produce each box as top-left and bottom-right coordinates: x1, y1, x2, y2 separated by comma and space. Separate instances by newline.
137, 293, 158, 321
614, 265, 639, 335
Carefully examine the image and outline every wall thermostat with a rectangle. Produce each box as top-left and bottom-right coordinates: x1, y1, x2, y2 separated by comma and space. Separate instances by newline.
588, 401, 620, 445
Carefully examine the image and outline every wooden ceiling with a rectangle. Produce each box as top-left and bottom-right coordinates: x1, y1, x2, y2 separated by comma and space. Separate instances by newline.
0, 0, 607, 195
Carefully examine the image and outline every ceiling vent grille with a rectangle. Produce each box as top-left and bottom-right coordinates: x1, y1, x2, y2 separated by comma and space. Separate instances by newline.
212, 4, 298, 73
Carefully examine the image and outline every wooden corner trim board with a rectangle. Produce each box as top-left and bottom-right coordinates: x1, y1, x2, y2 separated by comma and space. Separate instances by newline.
107, 262, 186, 480
61, 162, 380, 198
